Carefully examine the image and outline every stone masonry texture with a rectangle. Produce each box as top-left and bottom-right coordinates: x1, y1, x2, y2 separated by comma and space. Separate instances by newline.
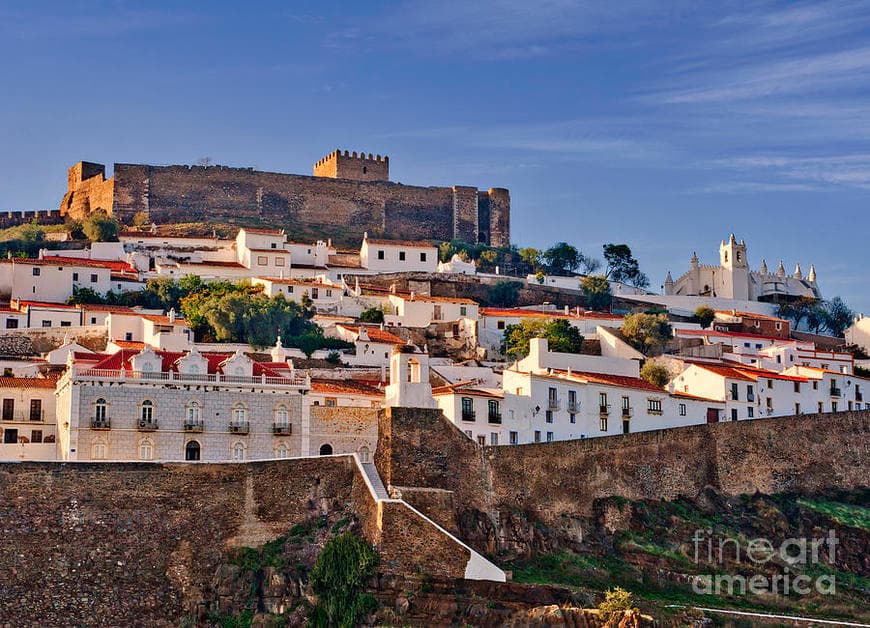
59, 158, 511, 246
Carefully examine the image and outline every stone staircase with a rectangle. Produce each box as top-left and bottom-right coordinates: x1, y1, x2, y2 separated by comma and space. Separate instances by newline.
361, 462, 389, 499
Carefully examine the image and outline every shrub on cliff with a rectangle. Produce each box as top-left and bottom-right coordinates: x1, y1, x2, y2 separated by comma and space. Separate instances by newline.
82, 209, 120, 242
597, 586, 637, 616
309, 533, 379, 627
580, 274, 612, 311
488, 280, 521, 307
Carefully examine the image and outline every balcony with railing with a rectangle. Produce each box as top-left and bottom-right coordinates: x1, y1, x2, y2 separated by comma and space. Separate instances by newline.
71, 366, 310, 389
857, 391, 864, 402
137, 419, 158, 431
183, 419, 205, 433
830, 387, 842, 398
461, 410, 476, 421
622, 407, 633, 418
229, 421, 250, 434
547, 397, 560, 411
1, 410, 47, 423
567, 401, 580, 413
91, 417, 111, 430
599, 404, 610, 416
272, 422, 292, 435
487, 411, 502, 424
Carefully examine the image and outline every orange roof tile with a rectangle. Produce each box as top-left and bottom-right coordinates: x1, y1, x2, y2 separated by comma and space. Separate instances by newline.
365, 237, 436, 248
0, 377, 57, 389
311, 379, 383, 396
337, 324, 405, 345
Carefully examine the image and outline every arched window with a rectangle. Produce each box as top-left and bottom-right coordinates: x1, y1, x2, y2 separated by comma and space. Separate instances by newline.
141, 400, 154, 423
275, 443, 288, 459
94, 398, 107, 420
274, 404, 289, 427
185, 440, 201, 461
232, 442, 245, 461
92, 439, 107, 460
139, 438, 154, 461
187, 401, 201, 422
319, 443, 333, 456
359, 446, 370, 463
231, 403, 247, 424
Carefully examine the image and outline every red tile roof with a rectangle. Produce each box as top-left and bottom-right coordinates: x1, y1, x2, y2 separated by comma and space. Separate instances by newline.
337, 324, 405, 345
79, 304, 137, 313
550, 369, 664, 392
140, 315, 188, 326
17, 301, 77, 310
0, 377, 57, 389
715, 310, 787, 322
42, 256, 137, 274
670, 390, 726, 403
405, 294, 478, 305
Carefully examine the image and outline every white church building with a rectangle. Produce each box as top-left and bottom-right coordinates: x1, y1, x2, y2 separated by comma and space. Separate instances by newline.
664, 235, 821, 303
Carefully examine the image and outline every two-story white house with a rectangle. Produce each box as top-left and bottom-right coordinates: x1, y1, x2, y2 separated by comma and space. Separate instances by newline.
359, 233, 438, 273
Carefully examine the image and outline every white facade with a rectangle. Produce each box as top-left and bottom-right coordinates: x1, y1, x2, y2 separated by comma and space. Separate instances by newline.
384, 293, 478, 328
847, 314, 870, 353
251, 277, 343, 309
0, 377, 59, 460
332, 324, 406, 367
1, 259, 113, 303
665, 234, 821, 302
359, 233, 438, 273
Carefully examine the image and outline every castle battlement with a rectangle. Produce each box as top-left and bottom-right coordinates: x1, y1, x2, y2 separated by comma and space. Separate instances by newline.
313, 148, 390, 182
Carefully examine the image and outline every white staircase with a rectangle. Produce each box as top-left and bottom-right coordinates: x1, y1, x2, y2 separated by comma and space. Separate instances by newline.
361, 462, 389, 499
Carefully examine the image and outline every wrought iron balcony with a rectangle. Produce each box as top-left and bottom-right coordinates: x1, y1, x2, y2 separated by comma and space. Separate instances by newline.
183, 419, 204, 433
137, 419, 158, 431
567, 401, 580, 413
487, 412, 502, 424
91, 417, 111, 430
272, 422, 292, 435
830, 387, 842, 398
547, 398, 560, 410
461, 410, 476, 421
622, 407, 633, 418
229, 421, 250, 434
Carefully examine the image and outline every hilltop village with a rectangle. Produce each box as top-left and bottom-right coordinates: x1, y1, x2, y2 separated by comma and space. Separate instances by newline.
0, 152, 868, 625
0, 154, 866, 464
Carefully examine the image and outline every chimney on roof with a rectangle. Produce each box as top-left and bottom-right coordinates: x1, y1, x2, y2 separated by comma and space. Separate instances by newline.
564, 305, 569, 315
410, 291, 415, 301
168, 308, 176, 323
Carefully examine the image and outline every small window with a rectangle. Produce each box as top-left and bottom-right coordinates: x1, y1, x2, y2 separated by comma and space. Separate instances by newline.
125, 332, 133, 341
534, 430, 541, 443
5, 319, 18, 329
31, 430, 43, 443
460, 306, 467, 316
139, 439, 154, 461
275, 257, 285, 267
420, 252, 427, 262
748, 407, 754, 418
497, 320, 505, 330
647, 399, 662, 414
358, 446, 370, 463
185, 440, 201, 461
679, 403, 687, 416
257, 256, 268, 266
60, 321, 71, 327
271, 242, 277, 249
546, 431, 554, 442
92, 440, 107, 460
509, 431, 518, 445
72, 272, 79, 281
32, 268, 40, 276
600, 416, 608, 431
731, 409, 738, 421
545, 410, 553, 423
42, 320, 51, 328
399, 251, 406, 261
141, 400, 154, 423
287, 285, 294, 293
490, 433, 498, 446
325, 397, 337, 407
90, 274, 98, 283
90, 317, 97, 324
232, 442, 245, 461
377, 250, 385, 260
275, 443, 289, 459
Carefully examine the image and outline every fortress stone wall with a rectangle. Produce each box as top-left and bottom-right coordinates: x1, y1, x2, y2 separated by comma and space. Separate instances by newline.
376, 408, 870, 550
59, 151, 511, 246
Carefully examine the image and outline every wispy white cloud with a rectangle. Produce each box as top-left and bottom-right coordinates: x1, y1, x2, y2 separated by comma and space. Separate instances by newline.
713, 153, 870, 189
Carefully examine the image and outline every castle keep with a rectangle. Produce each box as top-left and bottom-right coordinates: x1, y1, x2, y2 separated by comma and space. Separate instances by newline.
60, 150, 510, 246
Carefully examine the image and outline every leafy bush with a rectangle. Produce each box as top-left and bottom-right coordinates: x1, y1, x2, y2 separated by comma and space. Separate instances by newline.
309, 533, 379, 627
488, 280, 521, 307
640, 361, 671, 389
693, 306, 715, 329
597, 586, 636, 616
82, 210, 120, 242
359, 307, 385, 324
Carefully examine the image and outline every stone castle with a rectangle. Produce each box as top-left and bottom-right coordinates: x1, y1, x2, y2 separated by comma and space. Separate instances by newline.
59, 150, 510, 246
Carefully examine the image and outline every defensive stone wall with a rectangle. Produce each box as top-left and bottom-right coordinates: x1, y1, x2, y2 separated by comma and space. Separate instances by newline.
58, 158, 511, 246
376, 408, 870, 538
0, 455, 477, 624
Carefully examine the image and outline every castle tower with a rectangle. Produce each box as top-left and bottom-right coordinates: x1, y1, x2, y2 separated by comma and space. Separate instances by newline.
776, 261, 786, 277
760, 259, 768, 275
664, 271, 674, 295
313, 149, 389, 182
793, 263, 802, 279
719, 234, 749, 300
808, 264, 817, 283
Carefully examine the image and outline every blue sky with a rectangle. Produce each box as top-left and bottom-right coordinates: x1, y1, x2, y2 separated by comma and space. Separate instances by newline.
1, 1, 868, 313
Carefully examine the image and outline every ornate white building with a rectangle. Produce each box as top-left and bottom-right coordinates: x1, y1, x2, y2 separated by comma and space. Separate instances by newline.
664, 235, 821, 302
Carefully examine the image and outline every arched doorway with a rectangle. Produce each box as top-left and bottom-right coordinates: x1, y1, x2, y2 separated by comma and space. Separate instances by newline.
185, 440, 201, 461
319, 443, 333, 456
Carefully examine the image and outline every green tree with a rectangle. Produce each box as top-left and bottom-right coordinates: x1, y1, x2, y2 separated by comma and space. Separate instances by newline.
518, 247, 540, 272
132, 211, 150, 227
640, 361, 671, 388
488, 280, 522, 307
542, 242, 580, 275
777, 297, 819, 330
359, 307, 385, 324
603, 243, 647, 287
501, 318, 584, 359
598, 587, 637, 618
19, 220, 45, 243
82, 210, 120, 242
621, 313, 673, 354
67, 286, 105, 305
479, 249, 498, 265
693, 306, 715, 329
822, 296, 854, 336
309, 533, 379, 628
580, 274, 612, 311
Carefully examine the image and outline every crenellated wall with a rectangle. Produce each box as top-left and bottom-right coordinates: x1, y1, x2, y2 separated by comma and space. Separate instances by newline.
58, 158, 511, 246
